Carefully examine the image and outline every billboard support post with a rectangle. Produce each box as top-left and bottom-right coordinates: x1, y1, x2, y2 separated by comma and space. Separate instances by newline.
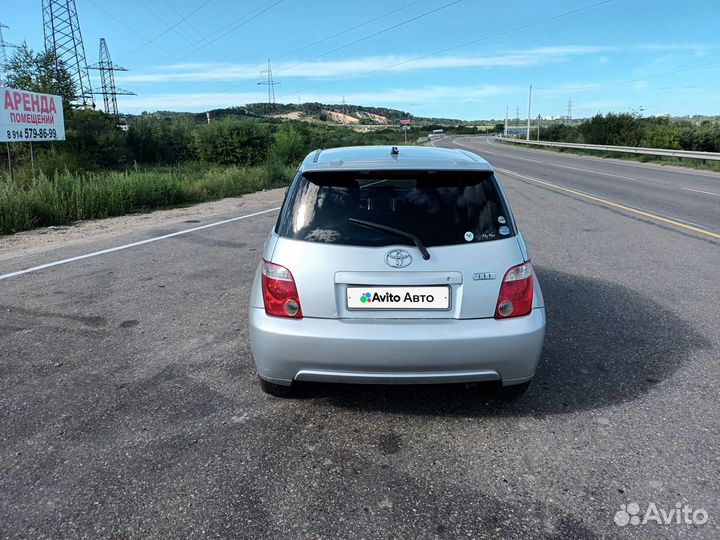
30, 141, 35, 174
6, 142, 12, 182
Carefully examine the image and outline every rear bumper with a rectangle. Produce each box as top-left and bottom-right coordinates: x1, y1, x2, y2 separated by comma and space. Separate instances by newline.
249, 308, 545, 386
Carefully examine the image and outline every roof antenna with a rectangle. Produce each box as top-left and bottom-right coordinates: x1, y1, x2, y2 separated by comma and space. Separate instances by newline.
390, 146, 399, 155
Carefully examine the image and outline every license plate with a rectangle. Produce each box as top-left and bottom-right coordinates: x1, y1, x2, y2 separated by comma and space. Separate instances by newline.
346, 286, 451, 310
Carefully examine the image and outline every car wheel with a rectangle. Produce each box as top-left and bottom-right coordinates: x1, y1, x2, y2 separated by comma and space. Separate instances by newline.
259, 376, 295, 398
497, 381, 531, 399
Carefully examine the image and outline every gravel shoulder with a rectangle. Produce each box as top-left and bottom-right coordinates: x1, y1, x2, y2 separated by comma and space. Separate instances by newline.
0, 189, 286, 263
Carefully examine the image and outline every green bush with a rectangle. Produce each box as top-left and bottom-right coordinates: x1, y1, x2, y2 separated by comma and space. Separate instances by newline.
271, 123, 306, 164
194, 118, 271, 165
578, 113, 644, 146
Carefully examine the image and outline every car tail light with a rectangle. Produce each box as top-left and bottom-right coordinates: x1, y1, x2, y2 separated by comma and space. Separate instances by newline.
261, 260, 303, 319
495, 261, 534, 319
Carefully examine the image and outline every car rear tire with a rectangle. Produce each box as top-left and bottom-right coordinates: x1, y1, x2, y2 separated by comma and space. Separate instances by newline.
259, 377, 295, 398
498, 381, 531, 399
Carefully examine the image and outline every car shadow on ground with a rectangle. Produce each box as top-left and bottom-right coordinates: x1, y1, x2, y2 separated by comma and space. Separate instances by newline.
290, 266, 710, 416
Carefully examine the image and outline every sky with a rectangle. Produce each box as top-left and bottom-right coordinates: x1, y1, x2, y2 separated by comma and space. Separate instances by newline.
2, 0, 720, 120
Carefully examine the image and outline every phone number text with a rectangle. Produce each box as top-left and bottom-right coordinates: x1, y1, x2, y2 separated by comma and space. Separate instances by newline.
5, 127, 60, 140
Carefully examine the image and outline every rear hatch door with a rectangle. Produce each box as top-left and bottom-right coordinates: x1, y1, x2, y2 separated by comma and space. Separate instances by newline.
271, 169, 524, 319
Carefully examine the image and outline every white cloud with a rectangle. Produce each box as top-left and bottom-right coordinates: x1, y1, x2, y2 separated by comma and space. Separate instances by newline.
574, 100, 630, 114
635, 43, 712, 53
117, 43, 714, 85
117, 45, 615, 84
533, 83, 605, 96
631, 55, 672, 77
111, 41, 718, 116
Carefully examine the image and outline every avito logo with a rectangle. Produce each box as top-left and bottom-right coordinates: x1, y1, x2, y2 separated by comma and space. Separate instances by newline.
359, 291, 435, 303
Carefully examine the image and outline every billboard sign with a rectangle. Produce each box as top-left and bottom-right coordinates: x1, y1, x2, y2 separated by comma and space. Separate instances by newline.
1, 88, 66, 142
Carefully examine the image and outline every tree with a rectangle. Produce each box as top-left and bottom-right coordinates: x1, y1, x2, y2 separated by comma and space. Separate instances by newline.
271, 123, 306, 164
4, 43, 76, 105
542, 123, 580, 143
65, 109, 130, 168
126, 115, 198, 164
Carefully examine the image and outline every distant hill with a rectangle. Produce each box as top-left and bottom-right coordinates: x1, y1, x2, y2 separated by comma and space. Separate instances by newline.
136, 102, 504, 130
197, 102, 471, 126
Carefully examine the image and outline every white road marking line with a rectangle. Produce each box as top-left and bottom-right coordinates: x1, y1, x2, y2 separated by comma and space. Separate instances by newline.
681, 187, 720, 197
0, 207, 281, 282
486, 136, 720, 180
454, 138, 636, 180
494, 167, 720, 241
533, 159, 635, 180
615, 203, 709, 229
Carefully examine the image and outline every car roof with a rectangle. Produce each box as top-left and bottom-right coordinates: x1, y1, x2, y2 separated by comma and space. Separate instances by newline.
299, 145, 493, 172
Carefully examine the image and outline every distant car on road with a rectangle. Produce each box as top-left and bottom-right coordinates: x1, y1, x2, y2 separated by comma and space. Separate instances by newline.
248, 145, 545, 397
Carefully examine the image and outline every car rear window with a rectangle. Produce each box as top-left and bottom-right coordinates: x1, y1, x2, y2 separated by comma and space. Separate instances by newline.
276, 170, 514, 247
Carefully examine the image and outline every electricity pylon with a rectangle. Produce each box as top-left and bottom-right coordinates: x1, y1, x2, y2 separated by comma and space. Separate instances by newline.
0, 23, 20, 78
42, 0, 94, 108
88, 38, 135, 120
257, 58, 279, 111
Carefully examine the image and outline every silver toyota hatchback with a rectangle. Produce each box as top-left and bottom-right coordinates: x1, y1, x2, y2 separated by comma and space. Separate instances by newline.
249, 145, 545, 397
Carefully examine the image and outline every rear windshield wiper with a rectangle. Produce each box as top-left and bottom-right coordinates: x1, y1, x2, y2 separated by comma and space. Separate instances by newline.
348, 218, 431, 260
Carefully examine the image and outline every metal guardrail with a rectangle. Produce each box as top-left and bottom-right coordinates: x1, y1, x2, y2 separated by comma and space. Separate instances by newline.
495, 136, 720, 162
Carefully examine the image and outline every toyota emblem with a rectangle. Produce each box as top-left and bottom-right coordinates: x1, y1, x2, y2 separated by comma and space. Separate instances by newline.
385, 249, 412, 268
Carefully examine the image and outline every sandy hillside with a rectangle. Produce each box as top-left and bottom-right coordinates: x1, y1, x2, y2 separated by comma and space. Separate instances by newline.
360, 111, 389, 124
272, 111, 305, 121
323, 110, 360, 124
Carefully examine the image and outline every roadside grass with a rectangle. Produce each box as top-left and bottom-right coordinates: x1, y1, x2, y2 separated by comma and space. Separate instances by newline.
494, 140, 720, 174
0, 162, 294, 235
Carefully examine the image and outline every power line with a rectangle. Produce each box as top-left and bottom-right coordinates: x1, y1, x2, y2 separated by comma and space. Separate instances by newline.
274, 0, 615, 100
155, 0, 227, 58
171, 0, 463, 108
125, 0, 614, 114
86, 0, 282, 98
76, 1, 281, 116
274, 0, 462, 77
120, 0, 214, 58
89, 0, 281, 67
0, 22, 20, 73
118, 0, 283, 74
272, 0, 428, 61
140, 0, 205, 44
535, 59, 720, 93
85, 0, 173, 56
165, 0, 440, 109
150, 0, 283, 65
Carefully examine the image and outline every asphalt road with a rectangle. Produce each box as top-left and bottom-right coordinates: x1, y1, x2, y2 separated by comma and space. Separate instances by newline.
1, 140, 719, 539
441, 136, 720, 234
